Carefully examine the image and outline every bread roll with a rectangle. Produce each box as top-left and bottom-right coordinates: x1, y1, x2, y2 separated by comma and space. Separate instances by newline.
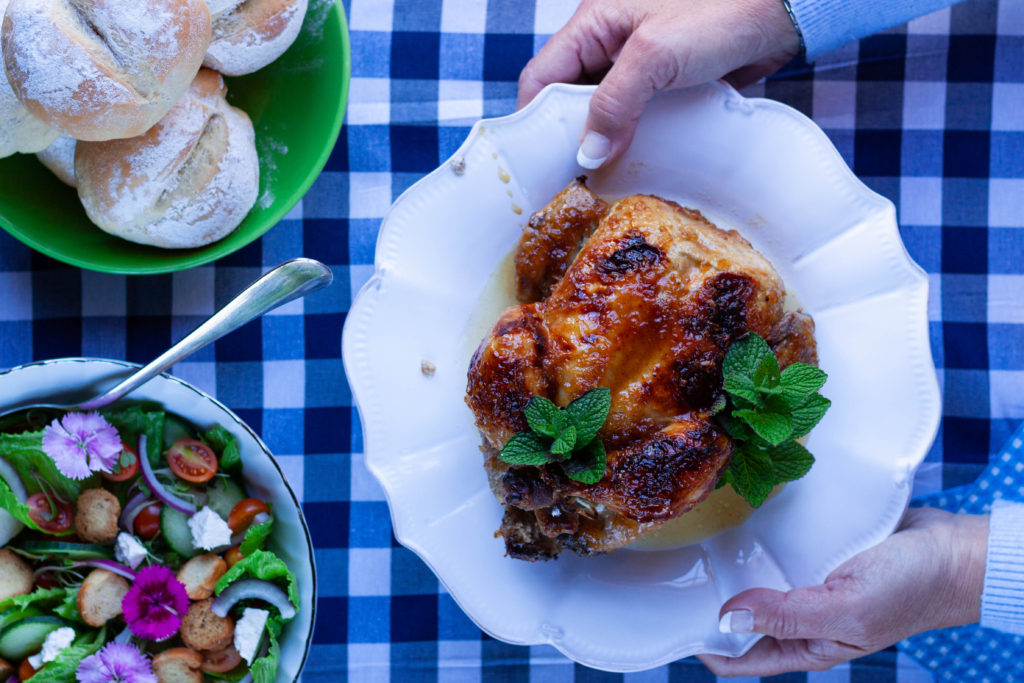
204, 0, 308, 76
75, 69, 259, 249
1, 0, 212, 141
36, 134, 77, 187
0, 0, 58, 157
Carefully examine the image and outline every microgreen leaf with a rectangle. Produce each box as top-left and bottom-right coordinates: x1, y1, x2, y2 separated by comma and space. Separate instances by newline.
768, 441, 815, 482
565, 388, 611, 446
722, 332, 773, 378
790, 393, 831, 440
550, 425, 578, 455
562, 439, 607, 484
732, 409, 792, 446
727, 445, 774, 508
524, 396, 565, 438
499, 432, 552, 466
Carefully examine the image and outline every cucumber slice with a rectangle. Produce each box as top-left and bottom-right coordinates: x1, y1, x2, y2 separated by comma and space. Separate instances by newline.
0, 607, 43, 633
163, 414, 196, 449
0, 617, 66, 659
21, 541, 114, 560
160, 506, 196, 558
206, 477, 246, 520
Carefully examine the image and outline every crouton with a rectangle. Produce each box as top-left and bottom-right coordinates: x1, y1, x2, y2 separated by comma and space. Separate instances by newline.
0, 657, 13, 680
180, 598, 234, 652
152, 648, 203, 683
74, 488, 121, 543
0, 548, 33, 601
176, 554, 227, 601
77, 568, 130, 627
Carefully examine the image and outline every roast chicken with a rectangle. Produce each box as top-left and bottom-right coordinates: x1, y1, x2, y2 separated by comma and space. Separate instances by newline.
466, 177, 817, 560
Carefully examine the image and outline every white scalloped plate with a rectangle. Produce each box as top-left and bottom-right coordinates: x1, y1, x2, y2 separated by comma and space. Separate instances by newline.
0, 359, 316, 682
342, 82, 939, 672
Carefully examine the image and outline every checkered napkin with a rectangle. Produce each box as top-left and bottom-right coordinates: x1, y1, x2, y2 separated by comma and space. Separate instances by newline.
900, 423, 1024, 682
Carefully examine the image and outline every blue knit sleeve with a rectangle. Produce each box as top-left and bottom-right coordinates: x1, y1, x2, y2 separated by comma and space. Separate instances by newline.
787, 0, 966, 60
981, 499, 1024, 635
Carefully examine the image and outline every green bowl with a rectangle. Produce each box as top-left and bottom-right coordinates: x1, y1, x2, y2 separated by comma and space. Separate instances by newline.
0, 0, 350, 274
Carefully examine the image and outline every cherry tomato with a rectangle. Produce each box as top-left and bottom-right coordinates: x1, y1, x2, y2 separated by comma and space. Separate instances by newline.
26, 493, 73, 534
35, 571, 60, 589
167, 439, 218, 483
227, 498, 270, 533
18, 657, 37, 681
133, 502, 162, 540
223, 546, 245, 568
200, 645, 242, 673
102, 442, 139, 482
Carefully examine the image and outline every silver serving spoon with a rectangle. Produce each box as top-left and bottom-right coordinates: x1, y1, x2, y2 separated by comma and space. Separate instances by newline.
0, 258, 333, 419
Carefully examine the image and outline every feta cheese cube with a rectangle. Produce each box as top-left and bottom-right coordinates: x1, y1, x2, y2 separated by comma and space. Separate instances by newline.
234, 607, 270, 665
114, 532, 148, 569
188, 506, 233, 550
27, 626, 76, 668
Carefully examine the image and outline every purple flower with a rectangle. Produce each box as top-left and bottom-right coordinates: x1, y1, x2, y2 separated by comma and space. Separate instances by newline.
121, 566, 191, 641
42, 412, 123, 480
76, 642, 156, 683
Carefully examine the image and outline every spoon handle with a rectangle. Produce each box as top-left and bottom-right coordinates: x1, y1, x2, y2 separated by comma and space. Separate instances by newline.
77, 258, 333, 411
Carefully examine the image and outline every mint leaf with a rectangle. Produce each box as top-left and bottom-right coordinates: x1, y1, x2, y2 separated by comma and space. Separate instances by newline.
752, 352, 781, 388
709, 393, 727, 416
733, 409, 792, 446
728, 445, 774, 508
524, 396, 565, 438
565, 388, 611, 446
718, 411, 752, 440
550, 425, 577, 455
790, 393, 831, 439
722, 332, 773, 379
723, 373, 761, 405
562, 439, 606, 484
769, 441, 815, 482
779, 363, 827, 406
499, 432, 552, 465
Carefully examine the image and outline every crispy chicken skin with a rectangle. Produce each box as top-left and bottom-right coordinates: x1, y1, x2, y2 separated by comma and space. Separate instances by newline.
466, 178, 818, 560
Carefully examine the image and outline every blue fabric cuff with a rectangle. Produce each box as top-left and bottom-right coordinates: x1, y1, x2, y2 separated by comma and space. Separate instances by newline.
788, 0, 965, 59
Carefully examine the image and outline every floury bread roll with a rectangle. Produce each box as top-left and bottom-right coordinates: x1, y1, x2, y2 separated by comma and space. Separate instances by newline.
0, 0, 58, 157
204, 0, 308, 76
36, 134, 77, 187
1, 0, 211, 141
75, 69, 259, 249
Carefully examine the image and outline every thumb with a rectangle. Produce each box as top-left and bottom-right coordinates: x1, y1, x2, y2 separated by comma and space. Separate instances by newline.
576, 30, 669, 170
718, 585, 857, 641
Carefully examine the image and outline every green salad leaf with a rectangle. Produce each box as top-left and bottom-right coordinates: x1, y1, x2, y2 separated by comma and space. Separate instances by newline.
101, 406, 165, 468
27, 626, 105, 683
0, 586, 67, 613
204, 425, 242, 472
53, 586, 83, 622
716, 332, 831, 508
240, 514, 275, 556
0, 431, 85, 501
249, 615, 284, 683
215, 550, 299, 613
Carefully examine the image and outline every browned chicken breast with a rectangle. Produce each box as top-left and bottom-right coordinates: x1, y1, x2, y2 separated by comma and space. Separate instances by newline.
466, 178, 817, 560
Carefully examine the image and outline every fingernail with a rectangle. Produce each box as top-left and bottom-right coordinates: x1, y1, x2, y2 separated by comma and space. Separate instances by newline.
577, 131, 610, 169
719, 609, 754, 634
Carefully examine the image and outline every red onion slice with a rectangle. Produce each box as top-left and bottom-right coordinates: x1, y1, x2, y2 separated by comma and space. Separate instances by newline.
137, 435, 196, 515
73, 559, 137, 581
211, 579, 296, 620
119, 492, 156, 533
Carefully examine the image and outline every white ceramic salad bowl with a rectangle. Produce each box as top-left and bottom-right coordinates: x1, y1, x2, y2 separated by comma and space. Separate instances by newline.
342, 81, 940, 671
0, 358, 315, 681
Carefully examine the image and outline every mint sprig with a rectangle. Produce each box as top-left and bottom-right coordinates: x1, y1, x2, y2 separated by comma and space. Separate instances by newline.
499, 388, 611, 484
717, 332, 830, 507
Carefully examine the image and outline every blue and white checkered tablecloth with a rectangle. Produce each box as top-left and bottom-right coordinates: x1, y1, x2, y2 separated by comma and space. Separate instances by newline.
2, 0, 1024, 679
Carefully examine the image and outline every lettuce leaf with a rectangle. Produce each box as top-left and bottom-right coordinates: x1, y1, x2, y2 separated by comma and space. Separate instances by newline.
204, 425, 241, 472
214, 549, 299, 613
240, 515, 274, 556
0, 431, 84, 501
53, 586, 83, 622
26, 626, 105, 682
101, 406, 165, 468
0, 586, 67, 613
249, 616, 283, 683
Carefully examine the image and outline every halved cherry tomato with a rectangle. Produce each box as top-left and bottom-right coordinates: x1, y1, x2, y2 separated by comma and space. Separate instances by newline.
223, 546, 245, 568
133, 502, 162, 540
26, 493, 73, 534
167, 439, 218, 483
18, 656, 37, 681
102, 442, 139, 482
200, 645, 242, 673
227, 498, 270, 533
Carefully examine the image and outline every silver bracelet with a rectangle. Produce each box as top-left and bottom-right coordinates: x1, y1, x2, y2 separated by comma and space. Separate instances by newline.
780, 0, 807, 53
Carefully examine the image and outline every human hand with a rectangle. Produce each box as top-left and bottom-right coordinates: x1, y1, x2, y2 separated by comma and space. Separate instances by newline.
517, 0, 801, 169
696, 507, 989, 676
